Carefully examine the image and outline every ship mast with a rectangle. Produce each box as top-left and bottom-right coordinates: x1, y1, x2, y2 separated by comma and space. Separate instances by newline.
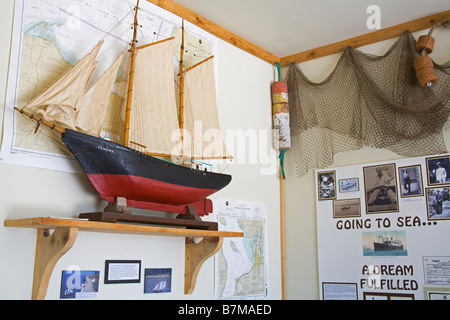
179, 20, 185, 156
123, 0, 140, 147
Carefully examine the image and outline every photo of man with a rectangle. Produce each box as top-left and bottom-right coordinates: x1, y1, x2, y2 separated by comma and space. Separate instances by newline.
364, 164, 399, 213
399, 165, 423, 197
317, 171, 336, 200
426, 156, 450, 185
426, 187, 450, 220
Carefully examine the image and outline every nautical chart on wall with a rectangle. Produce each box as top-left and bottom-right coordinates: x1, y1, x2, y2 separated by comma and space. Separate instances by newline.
214, 197, 269, 300
0, 0, 216, 172
316, 154, 450, 300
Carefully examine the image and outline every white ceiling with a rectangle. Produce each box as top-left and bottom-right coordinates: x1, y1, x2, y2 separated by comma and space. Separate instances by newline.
171, 0, 450, 58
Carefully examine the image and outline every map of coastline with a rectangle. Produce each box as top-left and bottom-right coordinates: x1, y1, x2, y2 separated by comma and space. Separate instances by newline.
2, 0, 216, 169
217, 213, 267, 299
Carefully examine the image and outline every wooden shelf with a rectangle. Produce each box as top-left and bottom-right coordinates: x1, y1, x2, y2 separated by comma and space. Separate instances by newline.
4, 217, 243, 299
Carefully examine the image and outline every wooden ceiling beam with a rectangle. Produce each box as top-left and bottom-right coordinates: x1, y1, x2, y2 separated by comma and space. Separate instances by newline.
145, 0, 280, 64
279, 10, 450, 67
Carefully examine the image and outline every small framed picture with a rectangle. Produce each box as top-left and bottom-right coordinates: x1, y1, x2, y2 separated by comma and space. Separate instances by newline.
104, 260, 141, 284
322, 282, 358, 300
338, 178, 359, 193
318, 170, 336, 200
144, 268, 172, 293
426, 155, 450, 185
398, 165, 424, 197
363, 163, 399, 214
426, 186, 450, 220
60, 270, 100, 299
333, 198, 360, 218
424, 286, 450, 300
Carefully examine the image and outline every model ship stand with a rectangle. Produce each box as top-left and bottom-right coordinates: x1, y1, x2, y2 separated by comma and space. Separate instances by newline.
79, 197, 218, 230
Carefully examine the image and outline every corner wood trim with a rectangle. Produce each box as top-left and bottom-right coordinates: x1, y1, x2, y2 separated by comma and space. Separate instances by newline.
144, 2, 449, 67
185, 236, 224, 294
32, 227, 78, 300
280, 10, 450, 66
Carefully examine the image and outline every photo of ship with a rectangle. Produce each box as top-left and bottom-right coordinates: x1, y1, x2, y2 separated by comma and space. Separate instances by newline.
362, 231, 407, 257
373, 235, 404, 251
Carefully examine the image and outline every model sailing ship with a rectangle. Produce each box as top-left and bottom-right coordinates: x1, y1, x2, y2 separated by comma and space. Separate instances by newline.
14, 1, 232, 222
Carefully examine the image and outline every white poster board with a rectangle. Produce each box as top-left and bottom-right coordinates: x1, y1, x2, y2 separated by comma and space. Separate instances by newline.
316, 154, 450, 300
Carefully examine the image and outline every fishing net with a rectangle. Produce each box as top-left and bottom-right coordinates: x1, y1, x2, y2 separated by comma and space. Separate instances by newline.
286, 31, 450, 178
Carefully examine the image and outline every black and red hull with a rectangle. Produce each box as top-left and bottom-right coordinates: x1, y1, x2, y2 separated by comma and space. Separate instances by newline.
61, 129, 231, 216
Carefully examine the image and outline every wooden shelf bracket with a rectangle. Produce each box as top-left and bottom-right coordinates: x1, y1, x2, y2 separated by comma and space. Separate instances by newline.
184, 236, 223, 294
32, 227, 78, 300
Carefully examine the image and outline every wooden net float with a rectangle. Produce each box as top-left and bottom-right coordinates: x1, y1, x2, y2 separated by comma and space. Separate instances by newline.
413, 55, 437, 87
415, 35, 435, 54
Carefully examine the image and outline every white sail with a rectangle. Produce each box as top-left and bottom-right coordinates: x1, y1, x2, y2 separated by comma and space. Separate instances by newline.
19, 32, 231, 162
129, 38, 183, 156
76, 52, 124, 135
182, 57, 231, 159
28, 41, 104, 128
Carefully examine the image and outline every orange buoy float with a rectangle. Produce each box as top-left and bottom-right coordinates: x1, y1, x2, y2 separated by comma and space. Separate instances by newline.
413, 54, 437, 87
416, 35, 435, 54
416, 35, 434, 54
414, 26, 438, 87
271, 81, 291, 150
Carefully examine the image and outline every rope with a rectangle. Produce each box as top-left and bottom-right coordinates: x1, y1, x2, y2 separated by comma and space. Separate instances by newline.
276, 61, 281, 81
279, 148, 286, 179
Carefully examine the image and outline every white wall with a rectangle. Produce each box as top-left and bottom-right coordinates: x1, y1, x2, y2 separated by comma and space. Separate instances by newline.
0, 1, 281, 300
284, 27, 450, 299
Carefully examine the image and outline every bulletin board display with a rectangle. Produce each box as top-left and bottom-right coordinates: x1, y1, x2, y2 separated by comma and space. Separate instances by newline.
316, 153, 450, 300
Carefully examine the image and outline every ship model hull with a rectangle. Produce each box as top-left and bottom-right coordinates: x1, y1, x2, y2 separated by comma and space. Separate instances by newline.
62, 129, 231, 216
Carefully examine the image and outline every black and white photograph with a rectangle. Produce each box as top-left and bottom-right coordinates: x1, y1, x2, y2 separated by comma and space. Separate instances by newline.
363, 164, 399, 214
338, 178, 359, 193
426, 186, 450, 220
333, 198, 360, 218
317, 170, 336, 200
426, 155, 450, 186
398, 165, 423, 197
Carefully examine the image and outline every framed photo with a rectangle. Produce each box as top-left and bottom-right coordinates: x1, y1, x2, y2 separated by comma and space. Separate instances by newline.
104, 260, 141, 284
398, 165, 423, 197
144, 268, 172, 293
363, 163, 398, 214
60, 270, 100, 299
338, 178, 359, 193
317, 170, 336, 200
426, 155, 450, 185
363, 292, 414, 300
426, 186, 450, 220
322, 282, 358, 300
424, 287, 450, 300
333, 198, 360, 218
362, 230, 407, 257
